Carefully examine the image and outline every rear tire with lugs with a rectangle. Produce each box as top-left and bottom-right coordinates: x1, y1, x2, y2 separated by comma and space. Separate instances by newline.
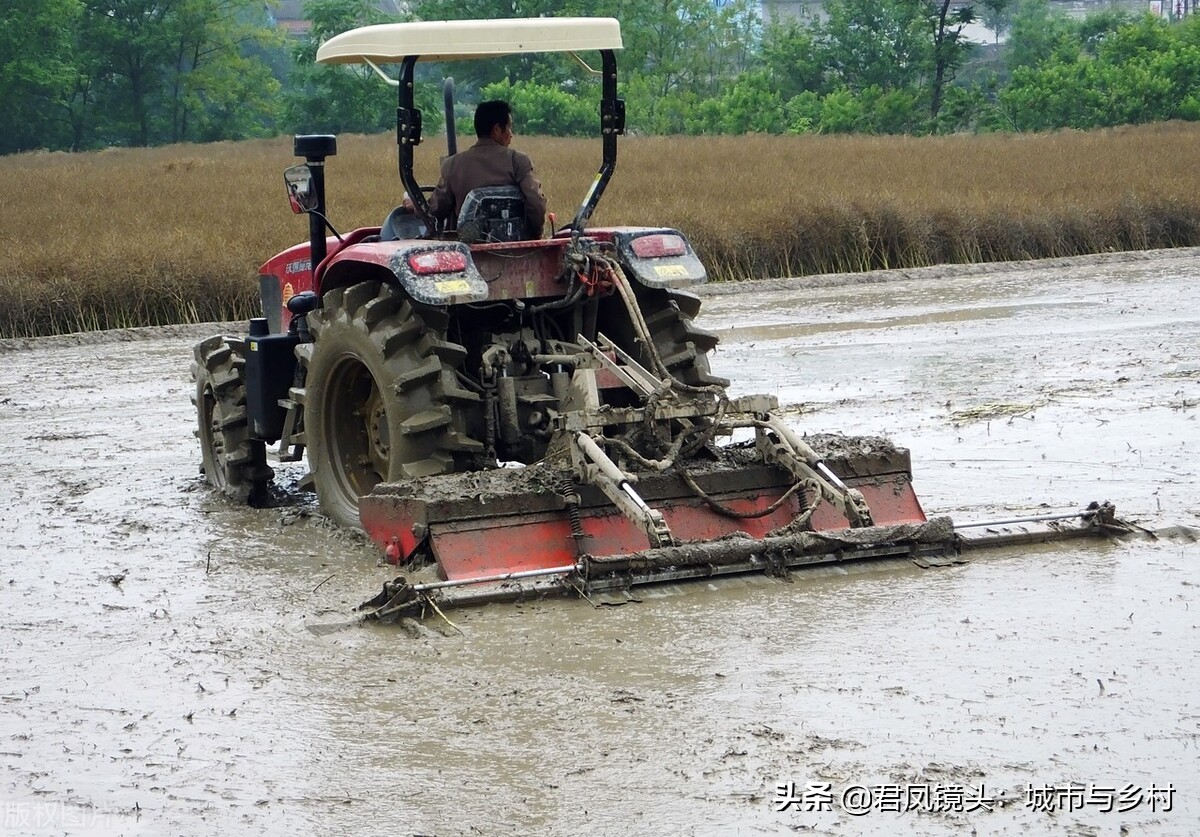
642, 288, 728, 388
191, 335, 274, 504
295, 280, 483, 530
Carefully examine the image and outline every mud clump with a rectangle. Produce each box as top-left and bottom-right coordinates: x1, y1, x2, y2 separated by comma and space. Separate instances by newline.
370, 462, 572, 506
369, 430, 910, 508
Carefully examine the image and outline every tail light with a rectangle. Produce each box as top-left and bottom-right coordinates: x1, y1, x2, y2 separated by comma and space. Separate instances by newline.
631, 234, 686, 258
408, 249, 468, 274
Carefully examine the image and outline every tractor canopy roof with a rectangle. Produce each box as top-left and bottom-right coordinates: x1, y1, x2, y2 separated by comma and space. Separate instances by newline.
315, 17, 623, 65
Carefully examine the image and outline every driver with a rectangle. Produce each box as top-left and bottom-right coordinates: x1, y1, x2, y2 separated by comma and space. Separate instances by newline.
425, 100, 547, 238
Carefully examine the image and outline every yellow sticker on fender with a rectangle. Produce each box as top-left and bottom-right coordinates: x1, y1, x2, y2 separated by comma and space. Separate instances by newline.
435, 279, 471, 294
654, 264, 689, 278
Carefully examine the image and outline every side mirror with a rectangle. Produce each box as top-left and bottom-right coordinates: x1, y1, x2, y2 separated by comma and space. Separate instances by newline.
284, 164, 317, 214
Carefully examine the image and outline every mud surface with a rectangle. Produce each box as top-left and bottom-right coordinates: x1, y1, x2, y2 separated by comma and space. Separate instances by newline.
1, 249, 1197, 835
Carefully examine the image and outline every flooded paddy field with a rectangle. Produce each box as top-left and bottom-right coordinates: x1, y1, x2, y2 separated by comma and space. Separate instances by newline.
1, 249, 1197, 835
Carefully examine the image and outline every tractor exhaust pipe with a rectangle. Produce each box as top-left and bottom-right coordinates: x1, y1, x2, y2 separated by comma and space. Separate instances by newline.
293, 134, 337, 268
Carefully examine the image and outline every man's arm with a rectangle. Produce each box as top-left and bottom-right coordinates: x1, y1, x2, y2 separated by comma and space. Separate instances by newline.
512, 151, 547, 238
427, 158, 457, 225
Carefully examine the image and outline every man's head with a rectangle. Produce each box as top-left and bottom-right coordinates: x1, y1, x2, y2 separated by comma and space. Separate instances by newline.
475, 100, 514, 146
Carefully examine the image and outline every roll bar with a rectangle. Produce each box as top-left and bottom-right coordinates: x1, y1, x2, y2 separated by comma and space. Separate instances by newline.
394, 50, 625, 235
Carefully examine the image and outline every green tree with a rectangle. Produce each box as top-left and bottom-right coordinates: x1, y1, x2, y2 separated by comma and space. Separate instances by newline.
1075, 8, 1137, 54
684, 70, 786, 133
621, 74, 701, 134
999, 13, 1200, 130
84, 0, 182, 147
979, 0, 1013, 44
863, 85, 925, 133
284, 0, 408, 135
479, 80, 597, 136
0, 0, 82, 153
818, 86, 869, 132
818, 0, 932, 92
27, 0, 284, 150
761, 21, 827, 99
929, 0, 981, 119
617, 0, 762, 130
830, 0, 986, 120
161, 0, 285, 143
1005, 0, 1076, 72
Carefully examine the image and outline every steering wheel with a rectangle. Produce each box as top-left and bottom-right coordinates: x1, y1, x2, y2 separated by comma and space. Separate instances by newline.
381, 206, 428, 241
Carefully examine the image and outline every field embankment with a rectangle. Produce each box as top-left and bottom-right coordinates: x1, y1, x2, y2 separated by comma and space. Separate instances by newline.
4, 123, 1200, 338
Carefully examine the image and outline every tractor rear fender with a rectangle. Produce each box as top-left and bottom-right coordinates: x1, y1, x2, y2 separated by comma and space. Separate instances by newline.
318, 240, 489, 307
259, 232, 488, 332
558, 226, 707, 289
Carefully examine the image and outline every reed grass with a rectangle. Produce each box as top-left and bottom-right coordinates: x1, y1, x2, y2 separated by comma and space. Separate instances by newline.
3, 123, 1200, 338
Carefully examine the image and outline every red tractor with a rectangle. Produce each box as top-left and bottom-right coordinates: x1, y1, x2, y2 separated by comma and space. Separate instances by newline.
192, 18, 1117, 615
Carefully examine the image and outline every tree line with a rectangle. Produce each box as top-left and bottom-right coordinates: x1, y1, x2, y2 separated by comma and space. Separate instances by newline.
5, 0, 1200, 155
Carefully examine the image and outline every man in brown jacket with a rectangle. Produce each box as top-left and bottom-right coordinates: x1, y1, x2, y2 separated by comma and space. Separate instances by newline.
426, 100, 547, 238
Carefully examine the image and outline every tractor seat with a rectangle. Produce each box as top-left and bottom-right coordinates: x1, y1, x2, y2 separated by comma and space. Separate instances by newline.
457, 185, 527, 244
380, 205, 428, 241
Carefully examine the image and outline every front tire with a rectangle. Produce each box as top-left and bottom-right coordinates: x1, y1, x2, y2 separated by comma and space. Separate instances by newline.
191, 335, 274, 504
296, 280, 483, 530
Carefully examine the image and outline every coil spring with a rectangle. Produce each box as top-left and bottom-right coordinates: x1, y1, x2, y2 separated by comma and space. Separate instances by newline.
559, 477, 587, 546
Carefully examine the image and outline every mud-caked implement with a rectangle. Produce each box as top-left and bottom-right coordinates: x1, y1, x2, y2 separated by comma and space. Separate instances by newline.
192, 18, 1125, 620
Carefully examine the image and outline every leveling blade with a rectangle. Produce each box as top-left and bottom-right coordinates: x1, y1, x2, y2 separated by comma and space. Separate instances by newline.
359, 504, 1127, 621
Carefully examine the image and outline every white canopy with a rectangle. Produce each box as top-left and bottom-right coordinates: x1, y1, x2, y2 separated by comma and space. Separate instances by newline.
316, 17, 623, 65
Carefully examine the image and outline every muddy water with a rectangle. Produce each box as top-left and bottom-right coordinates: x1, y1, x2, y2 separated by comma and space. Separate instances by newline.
1, 250, 1197, 835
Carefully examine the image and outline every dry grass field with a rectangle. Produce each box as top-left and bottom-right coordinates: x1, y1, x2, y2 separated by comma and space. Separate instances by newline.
3, 122, 1200, 338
